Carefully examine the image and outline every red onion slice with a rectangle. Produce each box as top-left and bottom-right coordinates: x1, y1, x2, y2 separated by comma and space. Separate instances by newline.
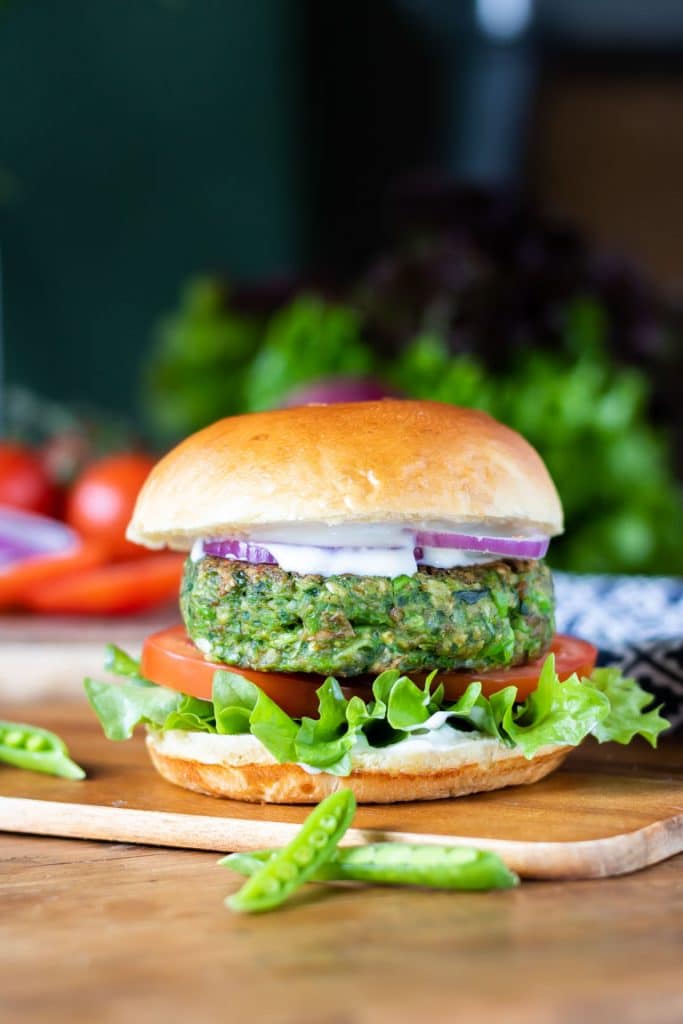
201, 529, 550, 574
202, 539, 411, 562
201, 538, 415, 577
0, 506, 79, 571
203, 539, 278, 564
414, 530, 549, 559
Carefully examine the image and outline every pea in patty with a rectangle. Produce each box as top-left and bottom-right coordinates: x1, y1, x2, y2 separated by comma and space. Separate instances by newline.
181, 556, 554, 677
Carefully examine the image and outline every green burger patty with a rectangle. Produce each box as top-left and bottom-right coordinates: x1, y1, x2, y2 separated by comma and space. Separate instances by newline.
181, 556, 555, 677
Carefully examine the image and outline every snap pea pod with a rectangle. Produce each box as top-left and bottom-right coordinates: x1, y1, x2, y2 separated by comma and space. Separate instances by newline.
221, 842, 518, 891
227, 789, 356, 913
0, 721, 85, 780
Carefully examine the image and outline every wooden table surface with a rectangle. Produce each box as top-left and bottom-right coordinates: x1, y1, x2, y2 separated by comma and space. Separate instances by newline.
1, 727, 682, 1023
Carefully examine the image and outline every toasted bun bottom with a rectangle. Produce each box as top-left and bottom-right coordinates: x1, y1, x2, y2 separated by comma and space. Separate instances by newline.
145, 731, 571, 804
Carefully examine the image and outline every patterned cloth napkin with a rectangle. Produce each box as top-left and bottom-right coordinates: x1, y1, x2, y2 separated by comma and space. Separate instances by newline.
554, 573, 683, 732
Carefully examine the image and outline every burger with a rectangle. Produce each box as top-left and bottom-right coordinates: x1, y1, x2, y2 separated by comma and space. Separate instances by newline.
85, 400, 667, 803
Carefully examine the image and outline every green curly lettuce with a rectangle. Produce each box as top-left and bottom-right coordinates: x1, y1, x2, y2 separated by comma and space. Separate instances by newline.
144, 278, 262, 441
585, 667, 670, 746
243, 296, 374, 412
84, 647, 669, 775
388, 317, 683, 576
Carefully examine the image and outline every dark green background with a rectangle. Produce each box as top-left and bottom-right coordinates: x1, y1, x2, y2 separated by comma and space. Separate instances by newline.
1, 0, 306, 416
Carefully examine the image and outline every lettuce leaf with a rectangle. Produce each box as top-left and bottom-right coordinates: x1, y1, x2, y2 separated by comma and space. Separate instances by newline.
210, 670, 295, 760
84, 649, 670, 772
490, 657, 611, 756
295, 678, 356, 774
104, 644, 150, 683
250, 692, 299, 763
163, 695, 216, 734
385, 675, 431, 730
213, 671, 259, 734
585, 668, 669, 746
441, 682, 503, 740
84, 677, 182, 741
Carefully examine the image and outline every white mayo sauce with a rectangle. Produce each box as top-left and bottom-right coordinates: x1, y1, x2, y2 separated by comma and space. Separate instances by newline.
152, 723, 488, 768
196, 523, 514, 577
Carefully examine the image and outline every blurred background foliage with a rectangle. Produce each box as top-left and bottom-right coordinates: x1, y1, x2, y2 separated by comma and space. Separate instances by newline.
144, 185, 683, 576
2, 2, 683, 575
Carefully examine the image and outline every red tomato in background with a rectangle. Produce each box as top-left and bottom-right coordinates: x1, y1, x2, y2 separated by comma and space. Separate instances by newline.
66, 453, 156, 561
0, 442, 59, 516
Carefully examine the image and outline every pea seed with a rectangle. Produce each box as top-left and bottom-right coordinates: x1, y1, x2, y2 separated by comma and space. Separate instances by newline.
294, 847, 314, 867
274, 862, 297, 883
446, 847, 478, 864
309, 830, 330, 849
25, 735, 50, 753
4, 730, 25, 748
319, 815, 338, 833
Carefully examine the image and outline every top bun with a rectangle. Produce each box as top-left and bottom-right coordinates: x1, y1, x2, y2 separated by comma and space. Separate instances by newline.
127, 400, 563, 549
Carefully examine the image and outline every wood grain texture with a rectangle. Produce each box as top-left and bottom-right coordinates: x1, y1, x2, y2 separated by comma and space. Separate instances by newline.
1, 701, 682, 879
1, 829, 682, 1023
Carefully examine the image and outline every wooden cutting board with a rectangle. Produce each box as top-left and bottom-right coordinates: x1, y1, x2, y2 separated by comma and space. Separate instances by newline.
1, 701, 682, 879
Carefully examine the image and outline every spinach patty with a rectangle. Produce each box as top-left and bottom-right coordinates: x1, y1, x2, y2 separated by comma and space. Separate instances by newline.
181, 556, 554, 676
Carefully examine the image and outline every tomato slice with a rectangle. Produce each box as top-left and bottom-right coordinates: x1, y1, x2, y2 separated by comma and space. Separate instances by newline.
0, 541, 106, 610
141, 625, 374, 719
23, 553, 185, 615
141, 626, 598, 719
434, 634, 598, 703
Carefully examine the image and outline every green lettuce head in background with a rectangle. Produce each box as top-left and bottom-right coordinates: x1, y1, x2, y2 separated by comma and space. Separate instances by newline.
143, 188, 683, 576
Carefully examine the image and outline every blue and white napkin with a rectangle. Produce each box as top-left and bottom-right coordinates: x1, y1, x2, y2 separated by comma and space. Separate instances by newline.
554, 573, 683, 732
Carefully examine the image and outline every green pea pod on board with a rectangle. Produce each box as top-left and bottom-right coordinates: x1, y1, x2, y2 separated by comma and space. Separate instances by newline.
0, 721, 86, 780
221, 843, 518, 892
227, 789, 357, 913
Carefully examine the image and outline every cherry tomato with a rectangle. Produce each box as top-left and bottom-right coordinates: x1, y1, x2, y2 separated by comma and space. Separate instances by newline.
23, 553, 185, 615
140, 628, 598, 719
66, 453, 156, 561
0, 442, 59, 516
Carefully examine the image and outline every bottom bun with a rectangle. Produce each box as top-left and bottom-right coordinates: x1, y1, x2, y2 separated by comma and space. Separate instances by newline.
146, 729, 572, 804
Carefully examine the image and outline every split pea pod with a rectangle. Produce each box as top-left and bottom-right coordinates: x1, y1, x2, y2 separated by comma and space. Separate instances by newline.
227, 789, 356, 913
221, 842, 518, 891
0, 721, 86, 780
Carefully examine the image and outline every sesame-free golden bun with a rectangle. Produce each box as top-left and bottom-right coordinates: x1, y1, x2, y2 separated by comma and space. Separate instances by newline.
127, 400, 563, 549
145, 729, 571, 804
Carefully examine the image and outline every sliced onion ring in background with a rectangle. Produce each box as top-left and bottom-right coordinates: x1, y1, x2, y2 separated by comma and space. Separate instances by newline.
414, 530, 549, 560
203, 539, 278, 564
0, 506, 80, 570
